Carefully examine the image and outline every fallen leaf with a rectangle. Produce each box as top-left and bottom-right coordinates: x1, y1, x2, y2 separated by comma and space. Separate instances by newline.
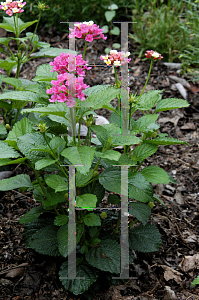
180, 123, 196, 130
174, 191, 184, 205
163, 286, 178, 300
169, 75, 191, 90
182, 230, 198, 243
179, 254, 199, 272
176, 83, 187, 100
161, 265, 182, 283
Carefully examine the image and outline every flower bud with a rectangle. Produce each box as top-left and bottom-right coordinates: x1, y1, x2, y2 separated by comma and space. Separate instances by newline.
17, 53, 21, 59
5, 124, 10, 131
37, 122, 48, 133
19, 43, 25, 51
100, 212, 107, 219
148, 202, 154, 209
92, 171, 99, 178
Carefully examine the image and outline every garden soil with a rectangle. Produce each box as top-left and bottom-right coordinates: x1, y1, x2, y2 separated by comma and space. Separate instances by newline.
0, 32, 199, 300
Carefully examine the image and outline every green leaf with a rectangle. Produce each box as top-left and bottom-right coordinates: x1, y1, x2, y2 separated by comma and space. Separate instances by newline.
107, 193, 120, 204
0, 58, 17, 71
167, 172, 178, 184
0, 37, 12, 47
191, 276, 199, 286
82, 86, 120, 109
129, 202, 151, 225
155, 98, 189, 112
32, 48, 76, 58
22, 102, 68, 117
59, 261, 99, 295
45, 174, 68, 192
28, 225, 60, 256
0, 157, 26, 167
101, 25, 109, 33
110, 26, 120, 35
83, 213, 101, 226
132, 143, 158, 162
76, 194, 97, 208
0, 174, 33, 191
0, 123, 7, 136
1, 77, 22, 89
54, 215, 68, 226
105, 10, 116, 22
0, 91, 39, 102
129, 223, 162, 252
32, 63, 58, 82
130, 114, 159, 131
108, 3, 118, 9
136, 90, 162, 111
145, 137, 189, 146
61, 146, 95, 175
17, 133, 48, 164
85, 239, 120, 273
6, 118, 33, 149
84, 85, 111, 96
35, 158, 57, 170
19, 205, 43, 224
112, 43, 121, 49
0, 22, 14, 33
0, 141, 20, 159
18, 20, 38, 34
129, 172, 154, 203
95, 149, 121, 161
76, 169, 93, 187
81, 180, 105, 207
140, 165, 170, 184
57, 223, 84, 257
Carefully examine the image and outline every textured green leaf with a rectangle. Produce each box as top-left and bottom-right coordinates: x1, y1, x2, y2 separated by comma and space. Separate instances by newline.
0, 123, 7, 136
85, 239, 120, 273
61, 146, 95, 175
91, 125, 109, 147
82, 86, 120, 109
45, 174, 68, 192
83, 213, 101, 226
54, 215, 68, 226
140, 165, 170, 184
129, 172, 154, 203
129, 202, 151, 225
132, 143, 158, 162
76, 169, 93, 187
17, 133, 48, 164
1, 77, 22, 89
0, 37, 12, 47
0, 174, 33, 191
33, 188, 66, 207
6, 118, 33, 149
136, 90, 162, 111
95, 150, 121, 161
155, 98, 189, 112
18, 20, 38, 34
130, 114, 159, 131
0, 91, 39, 102
84, 85, 111, 96
107, 193, 120, 204
28, 225, 60, 256
76, 194, 97, 208
129, 223, 162, 252
81, 180, 105, 207
0, 58, 17, 71
32, 48, 76, 58
59, 261, 99, 295
19, 205, 43, 224
22, 102, 68, 117
145, 137, 189, 145
35, 158, 57, 170
0, 157, 26, 167
0, 141, 21, 159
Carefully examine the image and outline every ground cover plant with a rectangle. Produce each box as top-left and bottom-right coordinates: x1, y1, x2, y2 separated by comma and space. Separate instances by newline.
0, 2, 193, 299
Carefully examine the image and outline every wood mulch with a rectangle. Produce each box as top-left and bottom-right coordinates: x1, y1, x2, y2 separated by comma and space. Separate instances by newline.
0, 30, 199, 300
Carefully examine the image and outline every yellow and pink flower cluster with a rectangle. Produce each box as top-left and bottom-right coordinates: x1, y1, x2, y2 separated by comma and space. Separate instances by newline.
100, 50, 131, 67
0, 0, 26, 16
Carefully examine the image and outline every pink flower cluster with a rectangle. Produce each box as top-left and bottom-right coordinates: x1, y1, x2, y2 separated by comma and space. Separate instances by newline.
145, 50, 163, 60
0, 0, 26, 16
47, 53, 90, 107
69, 21, 107, 42
100, 50, 131, 67
49, 53, 91, 77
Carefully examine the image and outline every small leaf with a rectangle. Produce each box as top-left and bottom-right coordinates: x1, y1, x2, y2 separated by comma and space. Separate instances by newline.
54, 215, 68, 226
19, 206, 43, 224
101, 25, 109, 33
132, 143, 158, 162
45, 174, 68, 192
35, 158, 57, 170
145, 137, 189, 146
112, 43, 121, 49
105, 10, 116, 22
76, 194, 97, 208
108, 3, 118, 10
110, 26, 120, 35
136, 90, 162, 111
83, 213, 101, 226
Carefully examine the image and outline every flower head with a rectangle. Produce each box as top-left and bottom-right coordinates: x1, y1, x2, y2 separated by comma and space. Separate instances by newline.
0, 0, 26, 16
100, 50, 131, 67
69, 21, 107, 42
145, 50, 163, 60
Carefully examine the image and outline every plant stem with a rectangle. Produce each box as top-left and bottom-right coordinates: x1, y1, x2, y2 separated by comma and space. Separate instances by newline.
128, 102, 132, 130
29, 161, 46, 194
137, 59, 153, 101
92, 157, 101, 175
83, 41, 88, 60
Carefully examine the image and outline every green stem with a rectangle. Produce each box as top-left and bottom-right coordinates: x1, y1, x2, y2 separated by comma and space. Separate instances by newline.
129, 102, 132, 130
29, 161, 46, 194
114, 66, 118, 87
22, 10, 42, 60
137, 59, 153, 102
82, 41, 88, 60
92, 157, 101, 174
13, 108, 20, 125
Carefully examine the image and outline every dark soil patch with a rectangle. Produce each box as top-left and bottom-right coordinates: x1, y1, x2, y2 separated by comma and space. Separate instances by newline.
0, 32, 199, 300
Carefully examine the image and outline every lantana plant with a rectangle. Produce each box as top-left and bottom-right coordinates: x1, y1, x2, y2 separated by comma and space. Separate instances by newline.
0, 19, 190, 299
